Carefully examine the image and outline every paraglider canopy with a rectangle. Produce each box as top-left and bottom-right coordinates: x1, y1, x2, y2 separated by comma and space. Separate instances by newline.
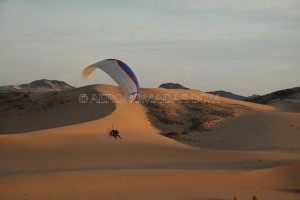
82, 59, 140, 103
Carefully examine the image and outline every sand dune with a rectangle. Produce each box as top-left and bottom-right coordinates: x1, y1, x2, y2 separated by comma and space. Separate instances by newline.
184, 110, 300, 151
0, 84, 299, 200
271, 93, 300, 113
0, 86, 115, 134
1, 165, 299, 200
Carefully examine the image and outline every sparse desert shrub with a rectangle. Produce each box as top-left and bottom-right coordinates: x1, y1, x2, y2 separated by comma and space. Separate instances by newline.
253, 194, 259, 200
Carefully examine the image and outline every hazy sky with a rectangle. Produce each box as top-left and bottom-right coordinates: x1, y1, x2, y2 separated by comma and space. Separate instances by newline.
0, 0, 299, 95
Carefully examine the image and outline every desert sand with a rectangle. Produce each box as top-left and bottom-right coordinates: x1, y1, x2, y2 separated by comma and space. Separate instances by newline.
0, 85, 300, 200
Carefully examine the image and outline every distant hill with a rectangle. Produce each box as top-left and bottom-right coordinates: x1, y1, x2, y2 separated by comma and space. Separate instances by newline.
244, 87, 300, 113
246, 94, 260, 99
244, 87, 300, 104
159, 83, 190, 90
0, 79, 75, 92
207, 90, 246, 100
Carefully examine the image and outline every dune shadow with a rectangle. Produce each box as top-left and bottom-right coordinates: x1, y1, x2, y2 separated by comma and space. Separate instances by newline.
0, 86, 116, 134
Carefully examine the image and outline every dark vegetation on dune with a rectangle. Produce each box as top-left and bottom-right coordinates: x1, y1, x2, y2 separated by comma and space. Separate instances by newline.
142, 99, 249, 141
0, 91, 33, 112
0, 91, 72, 113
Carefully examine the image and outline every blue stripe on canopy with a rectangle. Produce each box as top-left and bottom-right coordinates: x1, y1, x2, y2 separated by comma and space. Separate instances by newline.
107, 59, 140, 95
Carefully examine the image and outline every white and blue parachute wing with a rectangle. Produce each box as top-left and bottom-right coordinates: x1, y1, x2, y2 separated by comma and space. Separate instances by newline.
82, 59, 140, 103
